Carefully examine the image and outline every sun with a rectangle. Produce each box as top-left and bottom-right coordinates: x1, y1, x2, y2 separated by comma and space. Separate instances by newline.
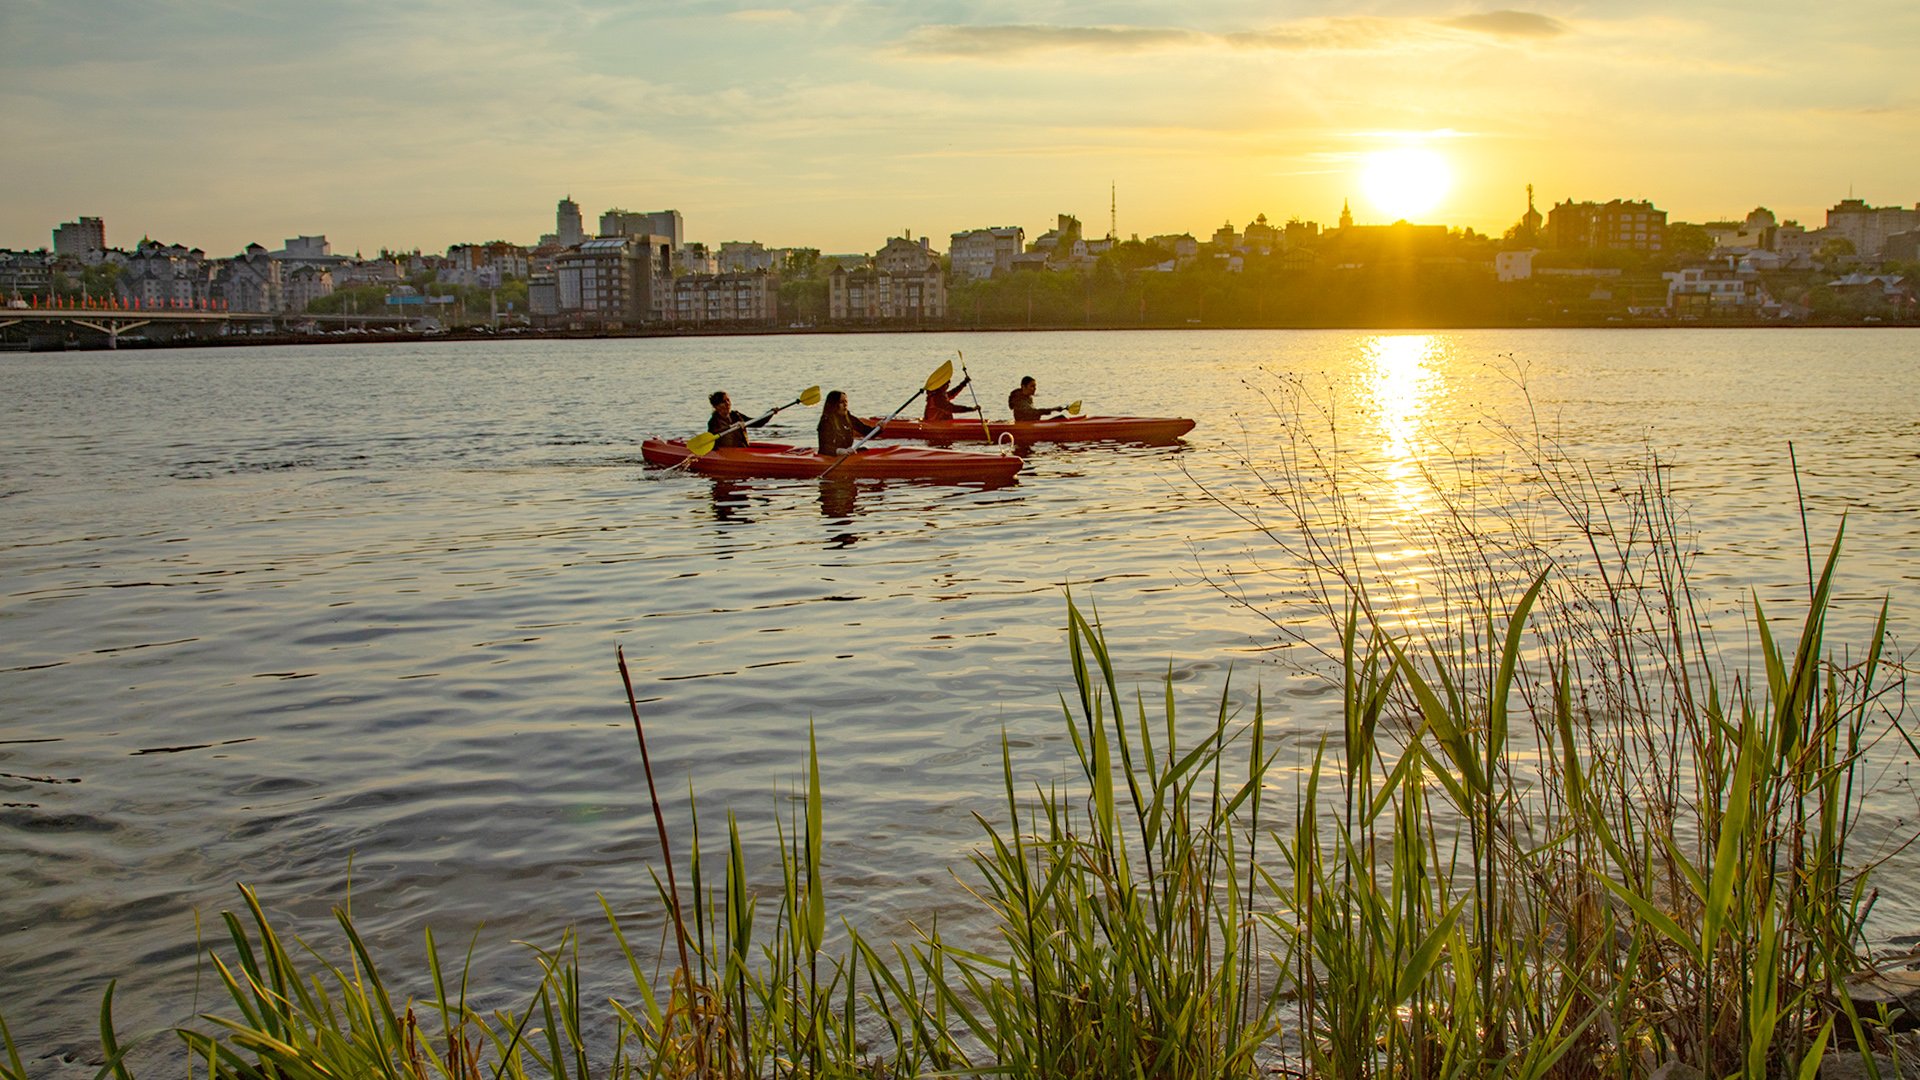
1360, 148, 1452, 221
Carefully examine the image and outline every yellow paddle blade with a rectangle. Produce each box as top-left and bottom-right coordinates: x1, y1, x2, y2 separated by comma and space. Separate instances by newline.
685, 430, 717, 456
923, 359, 955, 391
1067, 400, 1083, 415
798, 385, 822, 407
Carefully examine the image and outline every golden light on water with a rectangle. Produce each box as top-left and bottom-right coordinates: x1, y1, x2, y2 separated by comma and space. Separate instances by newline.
1365, 333, 1440, 463
1360, 334, 1445, 625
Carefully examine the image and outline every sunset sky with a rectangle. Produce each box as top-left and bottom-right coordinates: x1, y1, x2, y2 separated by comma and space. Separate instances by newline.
3, 1, 1915, 257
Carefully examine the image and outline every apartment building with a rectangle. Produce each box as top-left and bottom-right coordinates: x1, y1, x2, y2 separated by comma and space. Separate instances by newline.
214, 244, 283, 313
600, 209, 684, 250
1825, 199, 1920, 258
554, 235, 671, 327
949, 226, 1023, 282
669, 271, 777, 327
1547, 199, 1667, 251
118, 240, 212, 308
284, 265, 336, 312
52, 216, 106, 262
830, 235, 946, 323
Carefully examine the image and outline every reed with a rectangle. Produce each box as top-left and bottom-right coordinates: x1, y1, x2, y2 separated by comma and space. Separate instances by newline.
1192, 370, 1914, 1075
853, 596, 1286, 1078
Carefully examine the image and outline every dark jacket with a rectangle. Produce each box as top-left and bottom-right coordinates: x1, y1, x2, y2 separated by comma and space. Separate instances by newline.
817, 411, 876, 455
1008, 388, 1049, 423
709, 409, 768, 449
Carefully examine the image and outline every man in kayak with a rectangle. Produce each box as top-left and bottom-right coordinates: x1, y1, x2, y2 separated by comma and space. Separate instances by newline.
818, 390, 878, 455
1008, 376, 1066, 422
709, 391, 771, 448
923, 375, 979, 422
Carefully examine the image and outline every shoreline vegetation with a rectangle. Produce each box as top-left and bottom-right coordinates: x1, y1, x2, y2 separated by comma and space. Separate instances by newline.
5, 317, 1917, 355
8, 388, 1917, 1078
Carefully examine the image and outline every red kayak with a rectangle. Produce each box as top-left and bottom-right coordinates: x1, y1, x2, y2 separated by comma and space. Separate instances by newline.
641, 439, 1022, 482
873, 415, 1195, 444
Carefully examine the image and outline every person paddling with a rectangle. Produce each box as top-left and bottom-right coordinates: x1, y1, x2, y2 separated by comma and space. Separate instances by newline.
708, 391, 770, 449
922, 375, 979, 422
1008, 376, 1066, 422
817, 390, 877, 455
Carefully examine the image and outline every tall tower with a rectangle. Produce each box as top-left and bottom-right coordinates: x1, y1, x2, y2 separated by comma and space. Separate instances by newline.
1522, 184, 1542, 238
557, 196, 584, 246
1109, 182, 1117, 241
1339, 200, 1353, 230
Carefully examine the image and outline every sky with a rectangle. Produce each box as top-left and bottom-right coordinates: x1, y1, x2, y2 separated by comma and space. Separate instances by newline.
2, 0, 1916, 258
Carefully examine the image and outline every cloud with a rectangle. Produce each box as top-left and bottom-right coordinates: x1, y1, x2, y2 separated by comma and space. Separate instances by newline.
1441, 11, 1568, 39
728, 8, 802, 23
898, 23, 1203, 58
897, 12, 1572, 60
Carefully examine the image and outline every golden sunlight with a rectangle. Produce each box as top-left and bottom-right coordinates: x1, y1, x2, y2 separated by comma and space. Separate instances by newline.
1359, 148, 1452, 222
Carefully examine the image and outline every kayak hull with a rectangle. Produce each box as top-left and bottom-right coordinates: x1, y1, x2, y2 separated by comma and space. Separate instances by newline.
642, 439, 1022, 482
876, 415, 1195, 444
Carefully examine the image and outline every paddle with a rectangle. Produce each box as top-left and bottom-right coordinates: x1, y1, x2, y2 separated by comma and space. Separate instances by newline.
685, 385, 821, 456
819, 361, 952, 478
959, 352, 993, 443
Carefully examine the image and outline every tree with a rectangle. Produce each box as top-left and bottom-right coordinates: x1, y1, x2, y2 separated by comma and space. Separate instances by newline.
1667, 222, 1713, 257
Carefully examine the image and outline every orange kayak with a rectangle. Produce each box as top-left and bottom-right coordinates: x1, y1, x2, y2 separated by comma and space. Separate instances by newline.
874, 415, 1195, 444
641, 439, 1022, 482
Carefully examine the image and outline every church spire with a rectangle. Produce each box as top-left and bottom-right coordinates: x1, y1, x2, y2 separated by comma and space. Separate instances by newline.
1339, 199, 1353, 230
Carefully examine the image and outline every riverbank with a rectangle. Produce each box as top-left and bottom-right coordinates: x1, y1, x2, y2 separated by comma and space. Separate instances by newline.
4, 314, 1913, 353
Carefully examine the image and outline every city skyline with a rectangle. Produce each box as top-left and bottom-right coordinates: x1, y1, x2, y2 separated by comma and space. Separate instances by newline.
3, 1, 1916, 256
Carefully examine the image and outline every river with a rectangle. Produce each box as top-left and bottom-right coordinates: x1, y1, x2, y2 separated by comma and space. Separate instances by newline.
3, 328, 1917, 1064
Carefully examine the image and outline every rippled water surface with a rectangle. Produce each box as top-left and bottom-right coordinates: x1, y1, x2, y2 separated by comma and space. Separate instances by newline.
4, 329, 1918, 1060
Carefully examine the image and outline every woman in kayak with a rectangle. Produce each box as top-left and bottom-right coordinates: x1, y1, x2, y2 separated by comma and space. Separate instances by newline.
817, 390, 877, 455
922, 375, 978, 422
709, 390, 771, 448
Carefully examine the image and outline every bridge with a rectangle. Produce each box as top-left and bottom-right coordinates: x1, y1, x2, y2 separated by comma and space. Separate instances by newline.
0, 305, 420, 348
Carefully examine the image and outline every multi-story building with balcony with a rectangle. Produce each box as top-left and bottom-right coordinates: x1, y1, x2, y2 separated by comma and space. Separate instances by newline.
669, 271, 777, 327
1547, 199, 1667, 251
829, 234, 946, 324
949, 226, 1024, 282
554, 235, 671, 327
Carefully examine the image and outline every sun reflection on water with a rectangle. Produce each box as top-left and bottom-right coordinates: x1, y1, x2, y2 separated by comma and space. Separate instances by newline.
1357, 334, 1447, 631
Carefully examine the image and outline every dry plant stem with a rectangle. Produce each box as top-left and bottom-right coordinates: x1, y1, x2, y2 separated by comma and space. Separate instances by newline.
615, 644, 705, 1077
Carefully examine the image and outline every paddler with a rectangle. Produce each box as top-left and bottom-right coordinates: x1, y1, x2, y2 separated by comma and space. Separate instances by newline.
708, 391, 770, 448
817, 390, 877, 455
922, 374, 978, 422
1007, 376, 1067, 422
